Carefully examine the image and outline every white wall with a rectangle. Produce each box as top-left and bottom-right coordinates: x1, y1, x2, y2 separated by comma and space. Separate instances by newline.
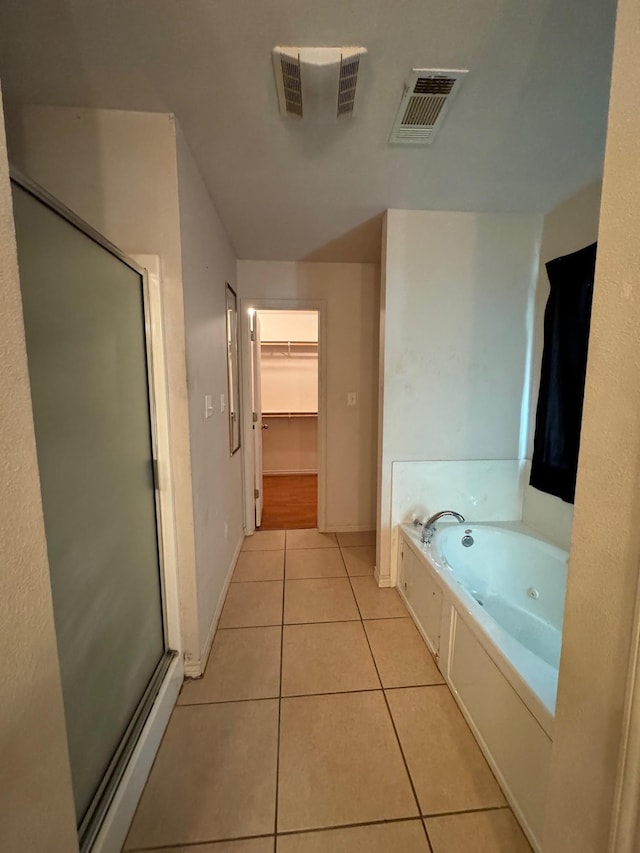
259, 310, 318, 342
0, 89, 78, 851
263, 416, 318, 475
378, 210, 542, 582
238, 262, 379, 532
259, 309, 319, 415
175, 125, 243, 669
543, 0, 640, 845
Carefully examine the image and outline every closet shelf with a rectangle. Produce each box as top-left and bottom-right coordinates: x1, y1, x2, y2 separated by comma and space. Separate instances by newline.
261, 340, 318, 357
263, 411, 318, 417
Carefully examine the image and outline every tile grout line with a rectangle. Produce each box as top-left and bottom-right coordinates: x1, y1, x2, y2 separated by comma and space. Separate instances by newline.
177, 681, 447, 708
178, 686, 384, 708
422, 803, 511, 820
277, 530, 291, 853
342, 546, 435, 853
217, 615, 406, 632
125, 832, 275, 852
130, 808, 498, 852
276, 814, 435, 839
126, 807, 513, 851
273, 540, 288, 853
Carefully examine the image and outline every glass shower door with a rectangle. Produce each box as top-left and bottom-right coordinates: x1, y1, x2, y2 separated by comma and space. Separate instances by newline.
11, 178, 171, 847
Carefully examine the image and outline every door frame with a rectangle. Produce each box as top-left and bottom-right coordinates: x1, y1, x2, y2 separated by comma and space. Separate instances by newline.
9, 168, 183, 852
240, 298, 327, 533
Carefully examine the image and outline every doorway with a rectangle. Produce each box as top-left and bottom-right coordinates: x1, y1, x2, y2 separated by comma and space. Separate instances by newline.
251, 309, 320, 529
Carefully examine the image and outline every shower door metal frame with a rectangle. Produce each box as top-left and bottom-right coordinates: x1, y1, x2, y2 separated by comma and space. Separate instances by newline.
10, 167, 176, 853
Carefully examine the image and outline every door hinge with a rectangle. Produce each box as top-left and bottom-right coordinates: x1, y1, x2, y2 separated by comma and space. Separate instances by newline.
252, 412, 258, 423
251, 328, 255, 342
152, 458, 160, 490
254, 488, 260, 499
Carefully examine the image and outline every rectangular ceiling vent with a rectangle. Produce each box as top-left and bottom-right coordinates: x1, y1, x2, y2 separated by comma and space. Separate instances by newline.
389, 68, 468, 145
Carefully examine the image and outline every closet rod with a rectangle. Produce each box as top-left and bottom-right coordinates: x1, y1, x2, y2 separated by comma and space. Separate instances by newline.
261, 352, 317, 358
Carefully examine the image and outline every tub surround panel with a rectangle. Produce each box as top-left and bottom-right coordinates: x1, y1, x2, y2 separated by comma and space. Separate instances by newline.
388, 459, 522, 586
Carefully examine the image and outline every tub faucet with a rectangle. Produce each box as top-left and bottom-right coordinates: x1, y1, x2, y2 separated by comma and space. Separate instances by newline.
421, 510, 465, 544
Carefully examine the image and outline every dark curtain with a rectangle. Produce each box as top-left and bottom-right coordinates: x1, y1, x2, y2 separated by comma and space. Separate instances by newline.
530, 242, 597, 503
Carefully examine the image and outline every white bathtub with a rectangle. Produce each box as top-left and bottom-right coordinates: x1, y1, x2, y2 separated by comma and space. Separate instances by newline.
398, 521, 569, 851
427, 523, 567, 725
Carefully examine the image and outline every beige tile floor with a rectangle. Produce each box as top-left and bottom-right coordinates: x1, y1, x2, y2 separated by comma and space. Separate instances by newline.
124, 530, 532, 853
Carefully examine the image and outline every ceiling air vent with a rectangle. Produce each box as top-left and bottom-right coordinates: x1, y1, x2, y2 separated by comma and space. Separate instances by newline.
280, 56, 303, 117
273, 47, 367, 122
337, 53, 361, 116
389, 68, 468, 145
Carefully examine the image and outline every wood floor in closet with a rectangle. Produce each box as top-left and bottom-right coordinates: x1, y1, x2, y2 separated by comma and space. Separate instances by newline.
260, 474, 317, 530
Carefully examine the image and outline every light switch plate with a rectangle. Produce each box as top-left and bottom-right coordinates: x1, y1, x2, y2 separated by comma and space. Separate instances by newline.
204, 394, 214, 419
347, 391, 357, 407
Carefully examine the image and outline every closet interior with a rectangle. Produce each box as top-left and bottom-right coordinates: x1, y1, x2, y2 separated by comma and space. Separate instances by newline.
257, 309, 318, 528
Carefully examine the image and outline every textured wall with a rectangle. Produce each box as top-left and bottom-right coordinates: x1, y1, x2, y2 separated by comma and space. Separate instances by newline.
175, 124, 244, 666
0, 90, 78, 851
543, 0, 640, 847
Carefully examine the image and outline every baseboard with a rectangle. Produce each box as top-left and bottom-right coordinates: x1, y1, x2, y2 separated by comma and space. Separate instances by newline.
375, 566, 392, 588
91, 655, 183, 853
263, 469, 318, 476
183, 534, 243, 679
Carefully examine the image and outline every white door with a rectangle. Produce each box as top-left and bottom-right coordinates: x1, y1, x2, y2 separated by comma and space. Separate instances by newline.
252, 313, 264, 527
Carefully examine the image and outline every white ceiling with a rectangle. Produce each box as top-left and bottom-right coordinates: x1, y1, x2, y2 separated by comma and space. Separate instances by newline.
0, 0, 617, 262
